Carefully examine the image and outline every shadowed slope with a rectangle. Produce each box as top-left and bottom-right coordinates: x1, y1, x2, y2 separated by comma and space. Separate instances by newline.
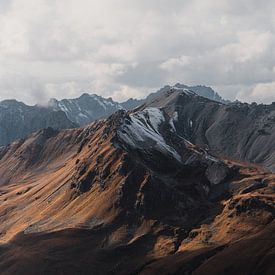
142, 87, 275, 171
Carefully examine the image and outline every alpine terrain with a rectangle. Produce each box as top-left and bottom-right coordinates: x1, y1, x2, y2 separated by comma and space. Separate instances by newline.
0, 87, 274, 274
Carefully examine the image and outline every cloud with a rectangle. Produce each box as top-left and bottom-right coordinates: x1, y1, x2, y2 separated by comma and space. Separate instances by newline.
160, 56, 191, 71
237, 82, 275, 103
0, 0, 274, 104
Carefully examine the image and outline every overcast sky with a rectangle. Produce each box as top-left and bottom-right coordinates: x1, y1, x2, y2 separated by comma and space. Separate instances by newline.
0, 0, 275, 104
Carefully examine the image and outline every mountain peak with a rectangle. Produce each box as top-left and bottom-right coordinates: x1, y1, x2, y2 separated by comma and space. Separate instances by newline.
79, 92, 92, 99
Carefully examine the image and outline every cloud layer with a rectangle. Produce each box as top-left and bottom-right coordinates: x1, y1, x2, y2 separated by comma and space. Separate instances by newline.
0, 0, 274, 104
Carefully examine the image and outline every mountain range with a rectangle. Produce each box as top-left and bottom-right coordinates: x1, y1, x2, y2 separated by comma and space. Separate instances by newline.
0, 84, 226, 146
0, 85, 274, 274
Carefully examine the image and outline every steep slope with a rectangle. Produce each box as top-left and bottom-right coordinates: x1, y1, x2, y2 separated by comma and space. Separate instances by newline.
0, 100, 76, 146
0, 106, 274, 274
143, 87, 275, 171
49, 93, 123, 126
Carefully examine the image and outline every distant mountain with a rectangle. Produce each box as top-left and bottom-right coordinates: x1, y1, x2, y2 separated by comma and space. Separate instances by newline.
120, 97, 142, 110
0, 84, 227, 146
47, 83, 227, 127
120, 83, 228, 110
174, 83, 227, 102
0, 99, 76, 146
49, 93, 123, 126
144, 83, 228, 104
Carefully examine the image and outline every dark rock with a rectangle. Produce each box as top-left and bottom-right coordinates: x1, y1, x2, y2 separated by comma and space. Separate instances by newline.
76, 170, 97, 194
240, 181, 268, 194
205, 162, 231, 186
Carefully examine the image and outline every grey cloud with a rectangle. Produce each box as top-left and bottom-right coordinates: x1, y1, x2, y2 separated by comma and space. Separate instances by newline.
115, 62, 168, 88
0, 0, 12, 14
0, 0, 274, 104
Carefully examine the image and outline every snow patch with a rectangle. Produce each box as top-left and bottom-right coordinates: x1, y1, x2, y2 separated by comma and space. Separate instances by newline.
78, 113, 89, 118
171, 86, 195, 96
118, 108, 181, 162
169, 118, 176, 132
58, 102, 69, 113
205, 154, 219, 163
173, 111, 178, 121
91, 95, 107, 110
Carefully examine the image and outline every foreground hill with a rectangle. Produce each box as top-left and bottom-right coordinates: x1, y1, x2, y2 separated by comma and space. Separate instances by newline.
0, 100, 274, 274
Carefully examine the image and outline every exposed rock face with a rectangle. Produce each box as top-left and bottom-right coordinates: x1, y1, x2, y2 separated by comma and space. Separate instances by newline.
0, 99, 76, 146
49, 93, 123, 126
0, 104, 274, 274
143, 87, 275, 171
240, 180, 268, 194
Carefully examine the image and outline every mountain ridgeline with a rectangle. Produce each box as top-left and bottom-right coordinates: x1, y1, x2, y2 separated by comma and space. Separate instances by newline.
0, 88, 274, 274
0, 84, 226, 146
1, 84, 274, 172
